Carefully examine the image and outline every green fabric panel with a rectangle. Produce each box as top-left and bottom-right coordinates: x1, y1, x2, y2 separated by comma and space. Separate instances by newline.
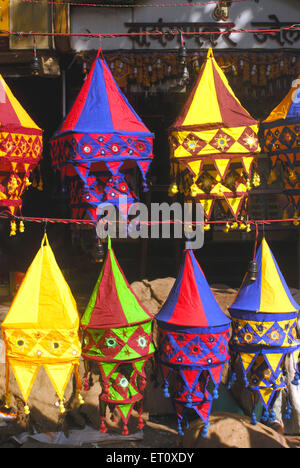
113, 325, 138, 341
117, 403, 135, 420
81, 265, 105, 326
86, 345, 103, 357
101, 362, 118, 377
110, 249, 151, 325
113, 344, 141, 361
89, 329, 105, 343
133, 359, 146, 374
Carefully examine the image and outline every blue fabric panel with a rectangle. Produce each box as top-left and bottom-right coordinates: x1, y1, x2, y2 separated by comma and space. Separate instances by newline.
155, 251, 186, 323
229, 245, 262, 312
156, 320, 230, 335
74, 59, 113, 133
189, 250, 231, 327
229, 310, 298, 321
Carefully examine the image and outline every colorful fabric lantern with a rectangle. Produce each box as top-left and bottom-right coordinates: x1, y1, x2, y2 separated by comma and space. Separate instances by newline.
50, 49, 154, 222
0, 74, 43, 232
228, 238, 300, 425
261, 76, 300, 220
155, 249, 231, 437
169, 49, 261, 227
1, 234, 82, 415
80, 237, 155, 435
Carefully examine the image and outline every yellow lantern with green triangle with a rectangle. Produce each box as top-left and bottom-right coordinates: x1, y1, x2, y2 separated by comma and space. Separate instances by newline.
228, 238, 300, 425
169, 49, 261, 228
1, 234, 83, 415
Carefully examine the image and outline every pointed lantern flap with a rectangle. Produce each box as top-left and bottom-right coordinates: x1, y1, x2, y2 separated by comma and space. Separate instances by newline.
171, 48, 258, 131
81, 239, 153, 329
156, 249, 231, 329
263, 74, 300, 124
0, 74, 42, 134
229, 238, 300, 315
54, 55, 153, 138
2, 234, 79, 330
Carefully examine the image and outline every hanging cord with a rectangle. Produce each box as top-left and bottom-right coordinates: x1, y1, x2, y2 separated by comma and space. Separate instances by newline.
96, 47, 105, 60
252, 221, 259, 261
43, 218, 48, 236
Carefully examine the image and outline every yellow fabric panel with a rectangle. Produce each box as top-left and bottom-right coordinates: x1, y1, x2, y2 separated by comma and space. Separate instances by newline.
264, 75, 300, 123
172, 125, 260, 159
210, 183, 233, 195
235, 183, 247, 193
0, 0, 9, 36
2, 234, 79, 329
0, 132, 42, 159
260, 238, 298, 313
214, 159, 230, 178
199, 199, 214, 217
226, 197, 244, 216
257, 387, 274, 406
242, 156, 254, 176
0, 75, 41, 130
9, 358, 40, 403
44, 362, 74, 401
3, 329, 81, 363
187, 160, 203, 177
231, 317, 297, 347
182, 54, 222, 127
240, 353, 256, 373
264, 353, 283, 374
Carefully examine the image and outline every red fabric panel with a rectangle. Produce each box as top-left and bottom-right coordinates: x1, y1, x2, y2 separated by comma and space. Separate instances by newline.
170, 253, 208, 327
209, 365, 223, 385
102, 61, 149, 133
171, 63, 207, 129
196, 400, 211, 422
181, 369, 201, 389
88, 252, 128, 328
0, 89, 22, 128
212, 64, 257, 128
60, 60, 97, 133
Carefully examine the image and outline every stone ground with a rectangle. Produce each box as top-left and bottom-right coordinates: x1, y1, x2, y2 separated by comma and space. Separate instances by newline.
0, 277, 300, 448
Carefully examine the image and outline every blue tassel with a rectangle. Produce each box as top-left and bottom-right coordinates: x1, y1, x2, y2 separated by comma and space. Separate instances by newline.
212, 387, 219, 399
186, 394, 193, 408
284, 407, 292, 420
269, 409, 276, 422
178, 421, 184, 436
226, 371, 237, 389
284, 395, 293, 420
292, 372, 300, 386
142, 181, 150, 192
261, 408, 269, 422
201, 423, 210, 438
251, 411, 257, 426
243, 375, 249, 387
163, 383, 170, 398
226, 378, 232, 390
184, 419, 189, 429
